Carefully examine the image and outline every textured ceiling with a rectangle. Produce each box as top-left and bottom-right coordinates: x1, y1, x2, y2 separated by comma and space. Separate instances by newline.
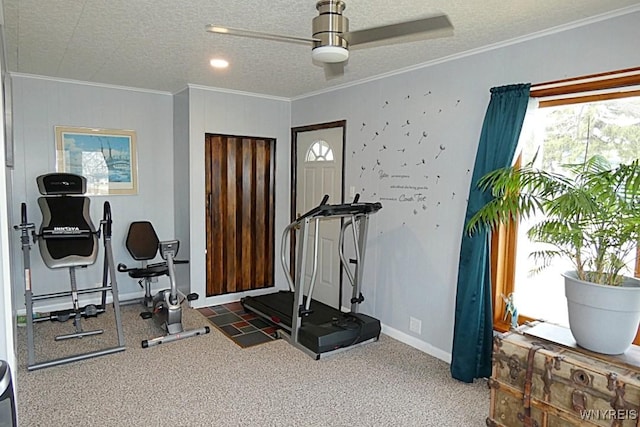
3, 0, 640, 98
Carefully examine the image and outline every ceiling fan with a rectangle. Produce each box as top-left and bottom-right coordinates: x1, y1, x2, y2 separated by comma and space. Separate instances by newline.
206, 0, 453, 75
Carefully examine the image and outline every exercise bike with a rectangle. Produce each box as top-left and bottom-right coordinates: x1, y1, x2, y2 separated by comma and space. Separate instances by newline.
117, 221, 210, 348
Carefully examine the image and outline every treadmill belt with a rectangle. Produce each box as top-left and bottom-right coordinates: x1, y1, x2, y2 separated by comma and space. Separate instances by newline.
242, 291, 340, 328
241, 291, 382, 355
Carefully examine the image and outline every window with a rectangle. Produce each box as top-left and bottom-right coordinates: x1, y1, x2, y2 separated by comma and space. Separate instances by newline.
492, 67, 640, 333
305, 140, 334, 162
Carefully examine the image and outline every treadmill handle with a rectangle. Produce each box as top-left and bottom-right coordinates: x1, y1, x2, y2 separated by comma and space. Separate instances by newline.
339, 219, 356, 288
304, 218, 321, 312
280, 223, 296, 292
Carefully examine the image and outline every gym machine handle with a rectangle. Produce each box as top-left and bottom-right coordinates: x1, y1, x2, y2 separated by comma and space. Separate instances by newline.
14, 203, 35, 245
280, 194, 331, 292
40, 228, 94, 239
15, 203, 34, 230
102, 201, 112, 238
296, 194, 331, 222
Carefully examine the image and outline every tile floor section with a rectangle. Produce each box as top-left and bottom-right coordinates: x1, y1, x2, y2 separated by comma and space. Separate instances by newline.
198, 301, 278, 348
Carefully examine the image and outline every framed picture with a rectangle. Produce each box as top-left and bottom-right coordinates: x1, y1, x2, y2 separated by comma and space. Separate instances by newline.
55, 126, 138, 195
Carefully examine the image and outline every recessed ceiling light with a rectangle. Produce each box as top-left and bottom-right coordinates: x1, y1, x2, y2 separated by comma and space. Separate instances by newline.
209, 26, 228, 34
210, 58, 229, 69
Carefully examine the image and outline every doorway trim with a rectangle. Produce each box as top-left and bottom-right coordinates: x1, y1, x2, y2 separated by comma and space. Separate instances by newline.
290, 120, 347, 304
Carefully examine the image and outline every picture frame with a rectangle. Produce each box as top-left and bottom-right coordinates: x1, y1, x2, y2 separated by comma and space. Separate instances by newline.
55, 126, 138, 195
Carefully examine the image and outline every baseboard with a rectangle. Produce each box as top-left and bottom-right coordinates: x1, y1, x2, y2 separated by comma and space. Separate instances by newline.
15, 290, 146, 316
339, 304, 451, 363
380, 324, 452, 364
194, 299, 452, 364
36, 290, 452, 364
194, 287, 282, 308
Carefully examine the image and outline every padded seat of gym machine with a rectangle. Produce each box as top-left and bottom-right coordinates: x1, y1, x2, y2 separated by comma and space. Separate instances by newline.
122, 263, 169, 279
118, 259, 188, 279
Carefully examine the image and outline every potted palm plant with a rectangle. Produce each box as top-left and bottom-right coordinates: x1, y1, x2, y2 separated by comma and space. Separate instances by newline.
467, 154, 640, 354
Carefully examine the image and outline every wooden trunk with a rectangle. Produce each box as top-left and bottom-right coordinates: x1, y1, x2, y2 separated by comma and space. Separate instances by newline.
488, 322, 640, 426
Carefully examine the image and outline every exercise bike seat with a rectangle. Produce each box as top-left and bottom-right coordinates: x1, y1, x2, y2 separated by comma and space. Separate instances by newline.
121, 263, 169, 279
117, 221, 187, 279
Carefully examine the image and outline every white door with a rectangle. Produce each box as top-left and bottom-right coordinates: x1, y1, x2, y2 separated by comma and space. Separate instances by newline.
294, 125, 344, 308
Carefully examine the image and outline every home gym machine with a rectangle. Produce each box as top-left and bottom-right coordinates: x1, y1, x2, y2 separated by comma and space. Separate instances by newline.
14, 173, 126, 371
241, 195, 382, 359
117, 221, 210, 348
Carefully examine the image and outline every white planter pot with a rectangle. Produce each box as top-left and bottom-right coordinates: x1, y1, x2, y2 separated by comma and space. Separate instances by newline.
564, 271, 640, 355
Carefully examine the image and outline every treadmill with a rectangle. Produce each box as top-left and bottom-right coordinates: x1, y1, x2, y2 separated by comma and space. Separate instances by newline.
241, 195, 382, 359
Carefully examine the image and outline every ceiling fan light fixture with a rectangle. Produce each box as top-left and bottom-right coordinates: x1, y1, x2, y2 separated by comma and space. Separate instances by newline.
207, 1, 453, 73
312, 45, 349, 63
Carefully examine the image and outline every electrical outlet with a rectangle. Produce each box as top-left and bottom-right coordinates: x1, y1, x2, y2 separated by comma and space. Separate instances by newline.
409, 317, 422, 334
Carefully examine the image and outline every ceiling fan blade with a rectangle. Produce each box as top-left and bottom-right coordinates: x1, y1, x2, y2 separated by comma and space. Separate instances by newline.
344, 14, 453, 47
206, 24, 318, 45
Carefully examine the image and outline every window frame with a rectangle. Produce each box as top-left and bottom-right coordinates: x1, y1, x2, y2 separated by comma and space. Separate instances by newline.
491, 67, 640, 335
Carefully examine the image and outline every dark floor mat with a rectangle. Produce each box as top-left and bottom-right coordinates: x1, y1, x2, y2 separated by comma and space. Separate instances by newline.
198, 302, 278, 348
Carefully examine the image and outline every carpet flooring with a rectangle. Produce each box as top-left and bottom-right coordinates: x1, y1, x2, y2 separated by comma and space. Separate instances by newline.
14, 302, 490, 426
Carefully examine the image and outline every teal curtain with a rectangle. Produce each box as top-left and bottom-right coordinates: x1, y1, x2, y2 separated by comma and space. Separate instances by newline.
450, 84, 531, 383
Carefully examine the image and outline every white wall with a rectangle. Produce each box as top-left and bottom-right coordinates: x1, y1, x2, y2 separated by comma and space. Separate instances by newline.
185, 86, 291, 307
291, 10, 640, 361
9, 75, 175, 309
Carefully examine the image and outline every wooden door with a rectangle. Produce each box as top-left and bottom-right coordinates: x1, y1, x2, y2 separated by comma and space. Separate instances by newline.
205, 134, 275, 296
